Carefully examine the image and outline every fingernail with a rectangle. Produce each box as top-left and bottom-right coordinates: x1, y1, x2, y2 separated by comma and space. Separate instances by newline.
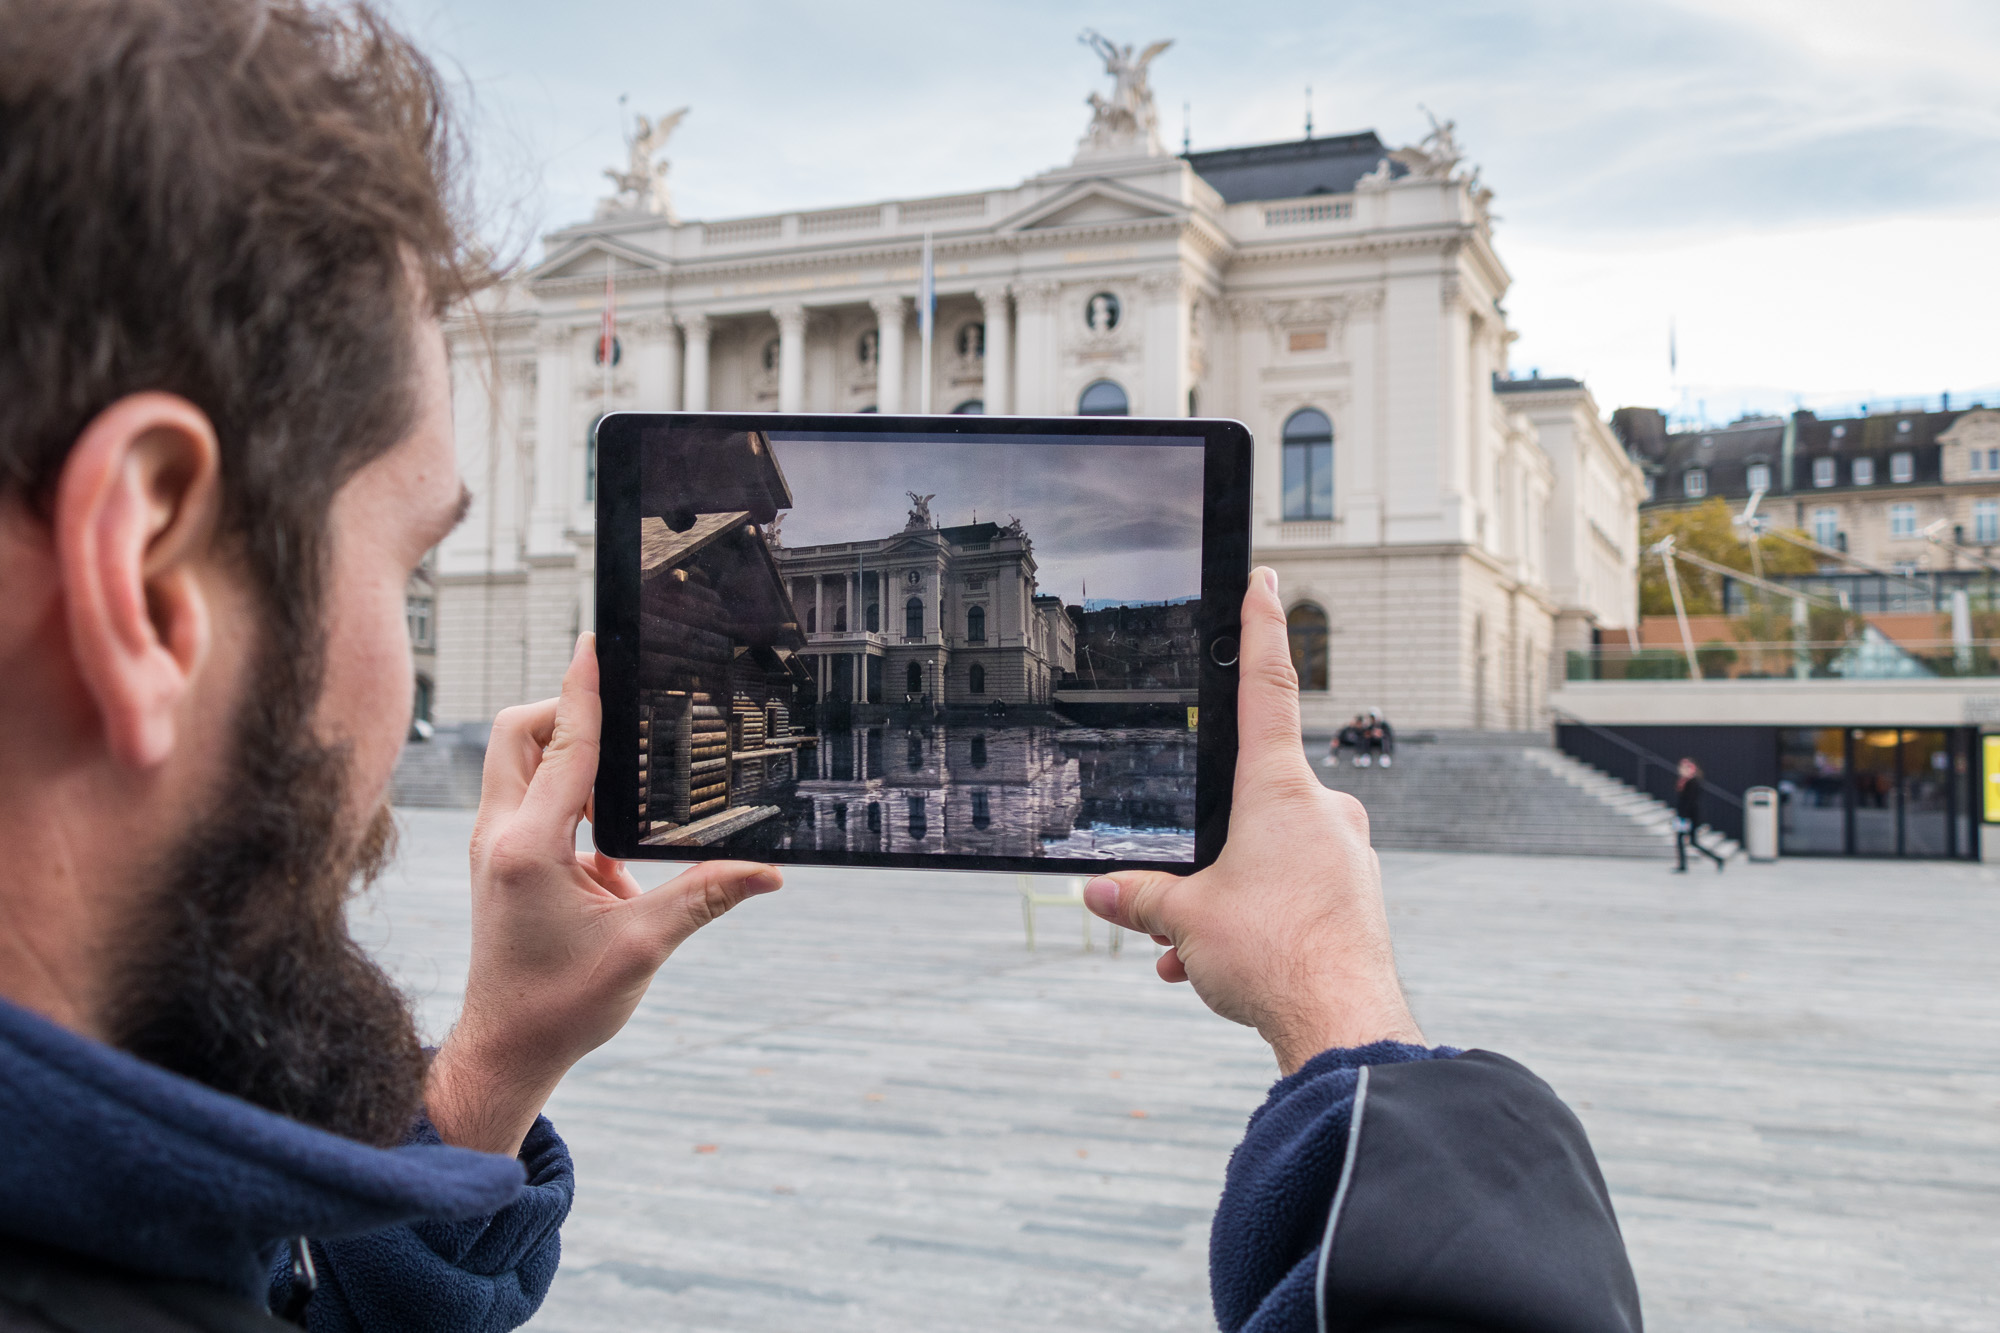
1083, 876, 1118, 917
748, 867, 783, 893
1261, 567, 1279, 595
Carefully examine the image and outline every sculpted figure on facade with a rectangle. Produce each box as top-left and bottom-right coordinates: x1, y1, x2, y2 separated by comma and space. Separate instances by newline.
1359, 107, 1471, 190
1075, 30, 1172, 161
904, 491, 936, 531
598, 107, 688, 220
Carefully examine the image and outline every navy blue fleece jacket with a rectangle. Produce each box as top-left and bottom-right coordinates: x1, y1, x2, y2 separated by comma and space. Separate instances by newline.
0, 996, 571, 1331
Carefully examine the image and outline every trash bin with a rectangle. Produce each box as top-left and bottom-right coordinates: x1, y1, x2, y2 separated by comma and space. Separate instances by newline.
1744, 786, 1779, 862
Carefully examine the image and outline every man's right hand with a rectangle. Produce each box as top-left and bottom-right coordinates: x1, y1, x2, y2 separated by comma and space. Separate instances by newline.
1083, 567, 1424, 1074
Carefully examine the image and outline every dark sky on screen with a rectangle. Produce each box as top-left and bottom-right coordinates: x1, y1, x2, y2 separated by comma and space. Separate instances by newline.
764, 436, 1203, 606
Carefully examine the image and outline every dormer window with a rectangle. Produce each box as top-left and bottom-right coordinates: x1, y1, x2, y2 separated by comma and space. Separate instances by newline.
1898, 419, 1913, 433
1746, 462, 1771, 492
1683, 468, 1707, 498
1890, 451, 1914, 483
1832, 425, 1847, 440
1852, 457, 1874, 486
1813, 457, 1836, 487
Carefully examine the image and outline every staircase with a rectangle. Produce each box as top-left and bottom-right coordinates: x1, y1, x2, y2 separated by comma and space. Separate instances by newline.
389, 730, 486, 809
1310, 730, 1742, 860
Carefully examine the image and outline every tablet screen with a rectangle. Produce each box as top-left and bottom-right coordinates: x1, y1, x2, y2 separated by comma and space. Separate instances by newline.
632, 422, 1205, 864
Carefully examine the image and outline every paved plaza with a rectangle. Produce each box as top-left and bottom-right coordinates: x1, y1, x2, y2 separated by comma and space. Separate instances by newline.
359, 811, 2000, 1332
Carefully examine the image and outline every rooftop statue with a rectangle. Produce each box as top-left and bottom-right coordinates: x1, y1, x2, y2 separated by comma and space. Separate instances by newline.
597, 107, 688, 220
1075, 30, 1172, 162
904, 491, 936, 532
1359, 106, 1478, 192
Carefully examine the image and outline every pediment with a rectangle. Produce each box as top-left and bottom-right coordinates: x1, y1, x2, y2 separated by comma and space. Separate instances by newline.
528, 235, 669, 286
996, 179, 1184, 234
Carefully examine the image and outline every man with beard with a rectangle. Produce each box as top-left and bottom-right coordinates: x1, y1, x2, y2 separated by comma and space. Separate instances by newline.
0, 1, 781, 1328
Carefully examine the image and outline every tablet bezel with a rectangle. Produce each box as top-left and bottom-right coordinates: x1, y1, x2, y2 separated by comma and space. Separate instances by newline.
592, 411, 1249, 874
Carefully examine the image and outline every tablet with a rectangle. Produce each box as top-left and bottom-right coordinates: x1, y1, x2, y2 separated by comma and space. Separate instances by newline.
591, 412, 1249, 874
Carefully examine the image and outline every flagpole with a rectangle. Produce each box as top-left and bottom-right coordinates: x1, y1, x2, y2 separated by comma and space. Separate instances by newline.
919, 228, 934, 415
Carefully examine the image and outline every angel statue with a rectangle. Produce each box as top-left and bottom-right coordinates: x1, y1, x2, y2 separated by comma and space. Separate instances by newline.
597, 106, 688, 220
904, 491, 936, 532
1386, 106, 1466, 181
1075, 30, 1172, 160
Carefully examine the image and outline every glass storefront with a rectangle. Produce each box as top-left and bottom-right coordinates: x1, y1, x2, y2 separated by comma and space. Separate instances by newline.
1778, 727, 1975, 858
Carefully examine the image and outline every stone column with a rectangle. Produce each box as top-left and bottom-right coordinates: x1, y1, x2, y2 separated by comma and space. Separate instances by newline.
813, 575, 825, 639
679, 313, 710, 412
977, 284, 1012, 415
870, 295, 906, 414
1012, 280, 1060, 415
528, 325, 573, 556
658, 314, 683, 410
775, 302, 806, 414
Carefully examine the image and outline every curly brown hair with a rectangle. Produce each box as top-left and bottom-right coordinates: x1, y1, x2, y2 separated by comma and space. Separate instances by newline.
0, 0, 486, 671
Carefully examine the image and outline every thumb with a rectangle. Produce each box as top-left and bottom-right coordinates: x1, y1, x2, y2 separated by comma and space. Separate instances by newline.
629, 859, 783, 960
518, 633, 602, 844
1234, 567, 1316, 792
1083, 870, 1180, 938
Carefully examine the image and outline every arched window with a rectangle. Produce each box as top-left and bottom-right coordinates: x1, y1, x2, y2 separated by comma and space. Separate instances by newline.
971, 790, 991, 829
906, 661, 922, 695
970, 663, 986, 694
967, 606, 986, 642
866, 602, 879, 632
908, 796, 927, 839
905, 596, 924, 640
1282, 408, 1334, 521
970, 735, 988, 767
1078, 380, 1129, 416
953, 399, 985, 414
805, 607, 816, 633
1287, 603, 1330, 692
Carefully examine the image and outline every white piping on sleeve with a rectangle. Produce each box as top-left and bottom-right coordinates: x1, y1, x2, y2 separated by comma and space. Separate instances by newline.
1314, 1063, 1370, 1333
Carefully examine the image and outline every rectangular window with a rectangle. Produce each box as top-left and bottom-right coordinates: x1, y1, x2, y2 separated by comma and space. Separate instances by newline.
1976, 500, 1999, 545
1852, 457, 1874, 486
1889, 502, 1917, 539
1813, 457, 1835, 487
1990, 448, 2000, 473
1812, 507, 1839, 546
1282, 440, 1334, 520
405, 596, 433, 649
1746, 463, 1771, 492
1682, 468, 1706, 498
1972, 450, 1987, 475
1890, 451, 1913, 483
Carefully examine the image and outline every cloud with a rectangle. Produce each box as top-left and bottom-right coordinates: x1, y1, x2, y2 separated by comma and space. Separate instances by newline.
389, 0, 2000, 415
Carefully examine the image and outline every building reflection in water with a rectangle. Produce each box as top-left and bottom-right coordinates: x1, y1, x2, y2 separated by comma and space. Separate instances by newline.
720, 722, 1195, 860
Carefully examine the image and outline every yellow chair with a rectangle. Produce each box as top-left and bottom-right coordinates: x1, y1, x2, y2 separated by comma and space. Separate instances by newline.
1017, 875, 1123, 955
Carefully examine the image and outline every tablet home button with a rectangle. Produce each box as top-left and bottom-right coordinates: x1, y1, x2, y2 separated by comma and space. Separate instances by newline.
1209, 635, 1238, 667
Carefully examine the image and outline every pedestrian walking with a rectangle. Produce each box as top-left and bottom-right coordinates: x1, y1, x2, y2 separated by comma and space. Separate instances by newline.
1674, 757, 1726, 872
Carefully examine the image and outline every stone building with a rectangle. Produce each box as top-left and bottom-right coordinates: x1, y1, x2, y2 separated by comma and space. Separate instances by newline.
433, 34, 1643, 732
771, 501, 1076, 710
1622, 402, 2000, 584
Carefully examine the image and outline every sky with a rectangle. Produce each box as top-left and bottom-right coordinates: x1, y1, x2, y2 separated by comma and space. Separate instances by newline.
764, 434, 1205, 607
386, 0, 2000, 425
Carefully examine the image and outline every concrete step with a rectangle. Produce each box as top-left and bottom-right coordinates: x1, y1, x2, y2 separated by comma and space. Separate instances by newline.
390, 732, 486, 809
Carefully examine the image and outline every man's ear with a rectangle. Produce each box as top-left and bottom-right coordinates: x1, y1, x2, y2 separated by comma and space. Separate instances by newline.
55, 393, 224, 770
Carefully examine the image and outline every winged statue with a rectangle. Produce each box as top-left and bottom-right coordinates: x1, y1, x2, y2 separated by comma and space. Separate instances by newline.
597, 107, 688, 219
1075, 30, 1173, 159
904, 491, 936, 531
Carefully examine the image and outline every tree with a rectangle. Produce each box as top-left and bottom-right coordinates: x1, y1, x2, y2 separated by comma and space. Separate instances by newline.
1638, 498, 1819, 616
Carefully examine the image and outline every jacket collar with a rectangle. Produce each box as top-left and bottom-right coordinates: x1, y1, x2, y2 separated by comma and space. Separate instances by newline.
0, 996, 523, 1299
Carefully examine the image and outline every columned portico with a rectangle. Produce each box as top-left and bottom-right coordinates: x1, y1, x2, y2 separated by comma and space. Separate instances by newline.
774, 302, 806, 413
978, 284, 1013, 415
871, 295, 906, 413
679, 312, 710, 411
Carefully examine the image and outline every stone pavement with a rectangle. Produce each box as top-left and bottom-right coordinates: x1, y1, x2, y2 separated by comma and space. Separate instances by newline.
358, 811, 2000, 1332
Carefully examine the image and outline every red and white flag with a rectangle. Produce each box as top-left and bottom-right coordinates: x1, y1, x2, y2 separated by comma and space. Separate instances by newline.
598, 260, 617, 368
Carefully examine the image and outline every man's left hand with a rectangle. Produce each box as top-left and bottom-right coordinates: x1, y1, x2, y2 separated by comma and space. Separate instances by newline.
425, 633, 782, 1157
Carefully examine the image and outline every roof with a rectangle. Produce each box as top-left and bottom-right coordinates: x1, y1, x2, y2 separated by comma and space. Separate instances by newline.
938, 521, 1002, 545
1493, 374, 1584, 395
1182, 132, 1397, 204
639, 426, 792, 525
641, 512, 803, 650
1642, 408, 1969, 509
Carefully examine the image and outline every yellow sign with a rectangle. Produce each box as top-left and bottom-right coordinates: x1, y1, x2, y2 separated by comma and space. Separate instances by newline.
1187, 707, 1199, 732
1985, 735, 2000, 823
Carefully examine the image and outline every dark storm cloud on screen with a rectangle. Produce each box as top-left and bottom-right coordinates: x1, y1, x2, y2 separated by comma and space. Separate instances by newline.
766, 435, 1203, 605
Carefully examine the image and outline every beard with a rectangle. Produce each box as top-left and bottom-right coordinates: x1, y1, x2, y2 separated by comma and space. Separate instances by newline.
103, 633, 428, 1148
